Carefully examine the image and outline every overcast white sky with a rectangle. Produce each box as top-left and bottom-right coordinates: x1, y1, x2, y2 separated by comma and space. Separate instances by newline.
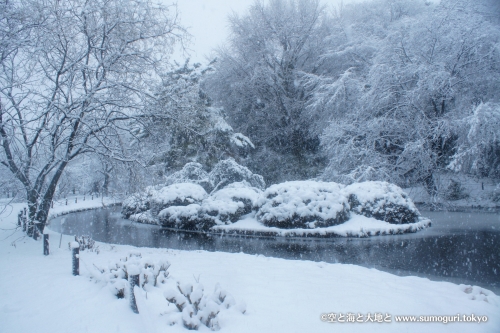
170, 0, 361, 63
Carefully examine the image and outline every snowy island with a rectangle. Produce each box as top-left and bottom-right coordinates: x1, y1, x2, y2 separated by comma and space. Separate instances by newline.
122, 159, 431, 238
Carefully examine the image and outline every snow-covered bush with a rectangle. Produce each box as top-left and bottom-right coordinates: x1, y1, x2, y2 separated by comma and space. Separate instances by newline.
164, 281, 245, 331
158, 204, 206, 230
210, 182, 262, 215
343, 181, 420, 224
74, 235, 99, 253
444, 179, 469, 201
90, 253, 244, 331
255, 181, 350, 229
164, 162, 212, 192
121, 192, 150, 219
92, 252, 171, 299
149, 183, 208, 216
209, 158, 265, 192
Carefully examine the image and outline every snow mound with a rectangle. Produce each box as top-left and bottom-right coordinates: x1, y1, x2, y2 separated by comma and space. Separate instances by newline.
121, 192, 150, 218
210, 181, 263, 215
255, 181, 349, 229
150, 183, 208, 217
164, 162, 212, 192
209, 158, 265, 192
343, 181, 420, 224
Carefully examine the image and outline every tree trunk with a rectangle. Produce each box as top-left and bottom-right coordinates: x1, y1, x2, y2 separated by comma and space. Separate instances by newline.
423, 173, 438, 201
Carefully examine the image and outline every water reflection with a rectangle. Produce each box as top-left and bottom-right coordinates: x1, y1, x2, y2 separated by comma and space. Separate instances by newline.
49, 207, 500, 293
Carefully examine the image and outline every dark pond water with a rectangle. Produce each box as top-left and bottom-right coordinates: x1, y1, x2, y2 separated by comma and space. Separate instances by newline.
48, 207, 500, 294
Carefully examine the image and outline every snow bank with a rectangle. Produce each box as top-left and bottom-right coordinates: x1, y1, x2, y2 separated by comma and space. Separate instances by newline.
343, 181, 420, 224
213, 214, 431, 238
255, 181, 349, 229
48, 196, 120, 220
0, 204, 497, 333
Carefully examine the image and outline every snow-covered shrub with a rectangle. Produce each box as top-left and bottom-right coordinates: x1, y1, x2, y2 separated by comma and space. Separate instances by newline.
121, 192, 150, 218
255, 181, 349, 229
210, 182, 262, 215
149, 183, 208, 216
164, 162, 212, 192
199, 198, 244, 225
164, 281, 245, 331
209, 158, 265, 192
90, 253, 244, 331
74, 235, 99, 253
158, 204, 206, 230
343, 181, 420, 224
444, 179, 469, 201
92, 252, 171, 299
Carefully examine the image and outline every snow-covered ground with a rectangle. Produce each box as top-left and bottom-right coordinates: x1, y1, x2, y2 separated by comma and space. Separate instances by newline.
0, 200, 499, 333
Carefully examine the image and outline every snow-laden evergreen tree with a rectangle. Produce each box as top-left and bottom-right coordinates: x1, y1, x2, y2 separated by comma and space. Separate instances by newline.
131, 61, 254, 177
206, 0, 332, 184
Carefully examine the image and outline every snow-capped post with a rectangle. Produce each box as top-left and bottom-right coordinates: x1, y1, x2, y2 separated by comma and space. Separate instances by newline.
17, 211, 22, 226
83, 196, 85, 201
71, 241, 80, 276
128, 265, 140, 314
65, 199, 68, 206
75, 198, 77, 204
43, 234, 49, 255
51, 201, 54, 208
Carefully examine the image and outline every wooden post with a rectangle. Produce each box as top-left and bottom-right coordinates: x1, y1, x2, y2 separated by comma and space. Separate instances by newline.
65, 199, 68, 205
51, 201, 54, 208
33, 225, 38, 240
75, 197, 77, 204
22, 214, 26, 232
71, 242, 80, 276
83, 196, 85, 201
128, 266, 140, 314
91, 194, 93, 200
43, 234, 49, 255
18, 211, 22, 226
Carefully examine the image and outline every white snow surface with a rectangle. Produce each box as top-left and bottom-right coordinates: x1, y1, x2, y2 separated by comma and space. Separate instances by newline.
343, 181, 418, 211
0, 201, 499, 333
256, 181, 348, 224
210, 182, 262, 205
149, 183, 208, 206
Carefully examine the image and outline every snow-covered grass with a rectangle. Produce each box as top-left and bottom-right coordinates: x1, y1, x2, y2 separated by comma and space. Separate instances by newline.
1, 201, 499, 333
404, 173, 500, 210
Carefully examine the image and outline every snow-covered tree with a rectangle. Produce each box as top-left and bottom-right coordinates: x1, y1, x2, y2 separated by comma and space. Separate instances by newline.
133, 61, 255, 175
0, 0, 185, 232
207, 0, 332, 183
316, 0, 500, 196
